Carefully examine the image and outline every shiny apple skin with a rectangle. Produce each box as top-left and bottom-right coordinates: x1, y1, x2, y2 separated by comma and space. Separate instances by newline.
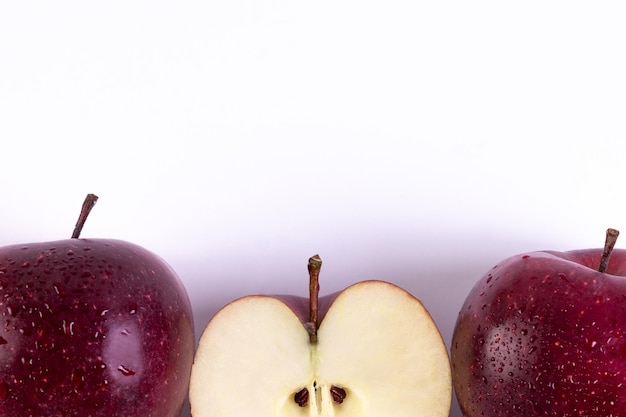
0, 238, 194, 417
452, 249, 626, 417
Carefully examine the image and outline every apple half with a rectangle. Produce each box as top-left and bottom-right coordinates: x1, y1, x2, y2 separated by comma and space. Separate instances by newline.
189, 255, 451, 417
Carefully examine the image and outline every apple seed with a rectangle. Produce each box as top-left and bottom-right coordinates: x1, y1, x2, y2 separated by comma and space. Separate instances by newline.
294, 384, 347, 407
294, 387, 309, 407
330, 385, 347, 404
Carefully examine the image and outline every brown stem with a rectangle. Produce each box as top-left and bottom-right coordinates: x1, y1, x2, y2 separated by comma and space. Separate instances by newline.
599, 228, 620, 273
71, 194, 99, 239
307, 254, 322, 343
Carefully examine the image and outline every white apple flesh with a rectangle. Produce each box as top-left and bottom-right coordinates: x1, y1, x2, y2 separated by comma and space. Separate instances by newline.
189, 257, 451, 417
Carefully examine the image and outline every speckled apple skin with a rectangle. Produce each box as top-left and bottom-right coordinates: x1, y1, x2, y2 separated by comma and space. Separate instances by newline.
0, 239, 194, 417
452, 249, 626, 417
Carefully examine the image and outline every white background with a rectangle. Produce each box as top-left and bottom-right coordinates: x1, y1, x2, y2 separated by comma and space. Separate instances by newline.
2, 1, 626, 416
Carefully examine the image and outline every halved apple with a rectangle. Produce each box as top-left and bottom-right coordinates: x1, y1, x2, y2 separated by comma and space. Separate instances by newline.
189, 255, 451, 417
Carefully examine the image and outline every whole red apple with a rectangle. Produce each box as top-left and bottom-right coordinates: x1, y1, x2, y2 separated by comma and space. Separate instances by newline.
0, 195, 194, 416
452, 229, 626, 417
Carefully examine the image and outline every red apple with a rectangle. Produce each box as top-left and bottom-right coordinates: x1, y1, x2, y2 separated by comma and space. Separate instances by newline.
0, 194, 194, 416
452, 229, 626, 417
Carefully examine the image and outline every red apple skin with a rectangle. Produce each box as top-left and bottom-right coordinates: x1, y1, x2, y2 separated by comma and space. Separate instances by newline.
0, 238, 194, 417
452, 249, 626, 417
272, 292, 341, 327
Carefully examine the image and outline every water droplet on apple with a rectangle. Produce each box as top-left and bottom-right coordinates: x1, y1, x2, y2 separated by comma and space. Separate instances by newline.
53, 283, 66, 297
71, 368, 86, 390
117, 365, 136, 376
19, 326, 32, 336
66, 250, 74, 256
63, 320, 75, 336
81, 270, 92, 278
528, 399, 542, 413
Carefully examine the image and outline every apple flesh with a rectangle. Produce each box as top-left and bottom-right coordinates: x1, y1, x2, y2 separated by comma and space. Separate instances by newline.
0, 238, 194, 417
452, 247, 626, 417
189, 276, 451, 417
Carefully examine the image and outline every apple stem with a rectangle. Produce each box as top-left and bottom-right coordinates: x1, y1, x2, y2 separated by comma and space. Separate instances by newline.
71, 193, 99, 239
599, 228, 620, 273
307, 254, 322, 344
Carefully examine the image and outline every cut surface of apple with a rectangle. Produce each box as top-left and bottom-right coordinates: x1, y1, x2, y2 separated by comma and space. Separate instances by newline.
189, 280, 451, 417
